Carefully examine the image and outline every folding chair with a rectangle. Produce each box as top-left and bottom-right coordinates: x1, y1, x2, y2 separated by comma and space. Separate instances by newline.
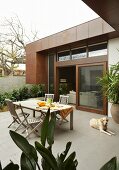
59, 95, 69, 105
44, 94, 54, 102
5, 99, 28, 131
20, 105, 43, 138
58, 95, 69, 123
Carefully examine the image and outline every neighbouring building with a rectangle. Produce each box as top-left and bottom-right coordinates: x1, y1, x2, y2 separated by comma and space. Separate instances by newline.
26, 17, 119, 116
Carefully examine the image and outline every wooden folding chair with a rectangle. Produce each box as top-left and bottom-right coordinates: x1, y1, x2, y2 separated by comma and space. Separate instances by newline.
5, 99, 28, 131
20, 105, 43, 138
58, 95, 69, 123
44, 94, 54, 102
59, 95, 69, 105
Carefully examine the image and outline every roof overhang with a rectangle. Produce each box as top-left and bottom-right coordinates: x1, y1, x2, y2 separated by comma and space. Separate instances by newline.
82, 0, 119, 32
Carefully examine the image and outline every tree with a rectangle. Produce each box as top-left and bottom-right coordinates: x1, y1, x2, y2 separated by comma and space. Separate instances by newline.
0, 15, 39, 75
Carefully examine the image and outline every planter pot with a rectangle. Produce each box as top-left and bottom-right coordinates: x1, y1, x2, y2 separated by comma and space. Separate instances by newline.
110, 104, 119, 124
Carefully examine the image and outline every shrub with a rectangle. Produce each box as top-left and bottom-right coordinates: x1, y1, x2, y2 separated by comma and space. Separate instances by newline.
19, 86, 30, 100
11, 89, 20, 101
59, 83, 68, 95
30, 84, 45, 98
0, 94, 5, 109
0, 84, 46, 111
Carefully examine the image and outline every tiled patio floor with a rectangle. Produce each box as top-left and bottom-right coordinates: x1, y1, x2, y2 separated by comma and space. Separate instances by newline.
0, 108, 119, 170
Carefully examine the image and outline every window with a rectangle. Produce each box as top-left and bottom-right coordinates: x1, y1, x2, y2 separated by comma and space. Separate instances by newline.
58, 51, 70, 61
88, 43, 107, 57
48, 54, 54, 93
72, 48, 86, 60
78, 65, 103, 109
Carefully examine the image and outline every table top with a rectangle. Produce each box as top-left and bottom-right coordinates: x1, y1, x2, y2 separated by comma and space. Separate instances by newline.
13, 99, 73, 112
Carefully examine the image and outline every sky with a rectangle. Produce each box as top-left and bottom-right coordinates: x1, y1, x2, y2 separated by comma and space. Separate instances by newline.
0, 0, 99, 39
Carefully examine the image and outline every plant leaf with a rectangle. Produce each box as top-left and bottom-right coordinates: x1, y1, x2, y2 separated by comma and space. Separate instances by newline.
100, 157, 117, 170
0, 162, 2, 170
41, 108, 50, 146
35, 141, 58, 170
3, 162, 19, 170
41, 146, 52, 170
9, 131, 38, 165
10, 130, 31, 155
29, 144, 38, 163
59, 142, 72, 162
63, 152, 77, 169
41, 158, 51, 170
20, 152, 36, 170
47, 112, 56, 146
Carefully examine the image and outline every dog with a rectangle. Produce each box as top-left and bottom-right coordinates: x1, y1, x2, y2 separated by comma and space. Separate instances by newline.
90, 117, 115, 136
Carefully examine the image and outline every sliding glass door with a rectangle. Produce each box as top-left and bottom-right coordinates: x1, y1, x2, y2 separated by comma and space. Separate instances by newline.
77, 63, 107, 114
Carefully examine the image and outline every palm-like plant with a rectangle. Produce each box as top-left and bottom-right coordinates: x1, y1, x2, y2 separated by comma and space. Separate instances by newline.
97, 62, 119, 104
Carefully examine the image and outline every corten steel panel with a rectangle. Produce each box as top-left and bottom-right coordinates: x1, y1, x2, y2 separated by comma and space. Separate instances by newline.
89, 18, 103, 38
36, 53, 48, 85
82, 0, 119, 32
26, 40, 42, 53
26, 52, 37, 84
102, 20, 115, 34
48, 34, 57, 49
41, 37, 49, 51
77, 22, 88, 40
56, 27, 77, 46
33, 40, 42, 52
26, 18, 116, 53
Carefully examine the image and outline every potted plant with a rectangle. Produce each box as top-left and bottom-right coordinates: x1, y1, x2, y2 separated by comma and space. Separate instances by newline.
97, 62, 119, 123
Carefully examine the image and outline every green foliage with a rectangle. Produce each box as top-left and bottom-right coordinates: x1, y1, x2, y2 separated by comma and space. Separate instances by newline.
30, 84, 45, 98
97, 62, 119, 104
49, 84, 54, 94
0, 84, 46, 110
19, 86, 30, 101
59, 83, 68, 95
11, 89, 20, 101
0, 109, 78, 170
41, 108, 56, 147
4, 92, 13, 101
100, 157, 119, 170
0, 94, 5, 109
1, 161, 19, 170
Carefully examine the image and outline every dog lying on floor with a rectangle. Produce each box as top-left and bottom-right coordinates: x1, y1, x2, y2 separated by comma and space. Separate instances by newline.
90, 117, 115, 136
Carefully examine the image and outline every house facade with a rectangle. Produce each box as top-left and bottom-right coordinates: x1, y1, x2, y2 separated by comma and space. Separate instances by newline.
26, 17, 119, 116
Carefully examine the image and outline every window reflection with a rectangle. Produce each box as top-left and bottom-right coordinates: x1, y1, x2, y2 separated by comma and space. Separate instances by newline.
58, 51, 70, 61
49, 54, 54, 93
79, 65, 103, 109
88, 43, 107, 57
72, 48, 86, 60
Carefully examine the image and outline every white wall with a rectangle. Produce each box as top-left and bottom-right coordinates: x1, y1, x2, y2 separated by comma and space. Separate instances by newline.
108, 37, 119, 116
0, 76, 26, 94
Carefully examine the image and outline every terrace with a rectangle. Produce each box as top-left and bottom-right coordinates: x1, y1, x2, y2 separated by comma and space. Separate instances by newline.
0, 108, 119, 170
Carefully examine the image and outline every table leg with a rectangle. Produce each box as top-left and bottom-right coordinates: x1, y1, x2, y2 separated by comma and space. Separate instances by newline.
33, 110, 35, 117
70, 111, 73, 130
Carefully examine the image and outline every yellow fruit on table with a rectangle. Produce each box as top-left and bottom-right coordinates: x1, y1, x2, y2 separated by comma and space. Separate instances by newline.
37, 101, 46, 107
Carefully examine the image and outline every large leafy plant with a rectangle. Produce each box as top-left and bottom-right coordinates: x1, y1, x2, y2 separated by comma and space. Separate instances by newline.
97, 62, 119, 104
0, 109, 78, 170
100, 157, 119, 170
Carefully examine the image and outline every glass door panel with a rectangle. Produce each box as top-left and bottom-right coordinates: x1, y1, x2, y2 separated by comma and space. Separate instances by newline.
48, 54, 55, 93
79, 65, 103, 109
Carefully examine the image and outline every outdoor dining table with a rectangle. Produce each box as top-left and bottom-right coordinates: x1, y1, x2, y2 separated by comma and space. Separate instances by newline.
13, 99, 74, 130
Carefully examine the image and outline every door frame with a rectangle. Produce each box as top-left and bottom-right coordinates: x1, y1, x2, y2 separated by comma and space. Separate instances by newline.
76, 62, 107, 115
